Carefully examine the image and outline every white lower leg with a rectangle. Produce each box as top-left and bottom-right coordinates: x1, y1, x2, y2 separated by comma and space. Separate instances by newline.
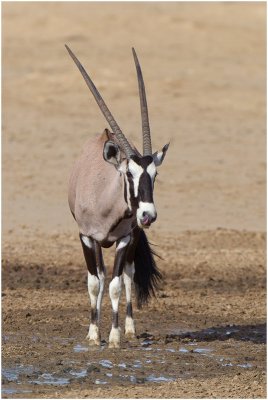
87, 323, 99, 343
123, 263, 136, 337
109, 276, 122, 348
86, 272, 100, 345
125, 315, 135, 336
96, 268, 106, 323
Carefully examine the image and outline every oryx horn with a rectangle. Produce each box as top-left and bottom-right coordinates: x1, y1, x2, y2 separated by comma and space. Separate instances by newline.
132, 47, 152, 156
65, 45, 135, 159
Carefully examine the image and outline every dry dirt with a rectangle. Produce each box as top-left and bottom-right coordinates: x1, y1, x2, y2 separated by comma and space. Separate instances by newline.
2, 2, 266, 399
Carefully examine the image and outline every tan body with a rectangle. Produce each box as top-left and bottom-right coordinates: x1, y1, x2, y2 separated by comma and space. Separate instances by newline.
68, 131, 135, 246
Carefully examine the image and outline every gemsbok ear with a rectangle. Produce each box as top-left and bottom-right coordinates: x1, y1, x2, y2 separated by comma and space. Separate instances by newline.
103, 140, 121, 166
153, 143, 170, 167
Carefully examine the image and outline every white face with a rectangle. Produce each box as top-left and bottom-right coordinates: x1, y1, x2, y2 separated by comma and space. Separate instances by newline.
126, 158, 157, 228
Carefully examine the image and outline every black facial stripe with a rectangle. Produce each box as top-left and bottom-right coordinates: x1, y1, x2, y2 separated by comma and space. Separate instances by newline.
127, 174, 139, 208
123, 176, 127, 203
138, 172, 154, 203
123, 174, 135, 209
130, 155, 153, 168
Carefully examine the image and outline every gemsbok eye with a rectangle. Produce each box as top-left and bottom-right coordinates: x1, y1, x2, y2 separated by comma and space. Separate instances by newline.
126, 171, 132, 178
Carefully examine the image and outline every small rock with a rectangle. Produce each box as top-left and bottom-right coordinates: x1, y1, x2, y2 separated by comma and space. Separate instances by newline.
63, 367, 72, 373
87, 365, 100, 373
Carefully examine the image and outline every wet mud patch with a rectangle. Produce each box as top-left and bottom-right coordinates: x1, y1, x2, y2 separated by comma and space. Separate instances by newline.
166, 323, 266, 344
2, 326, 265, 398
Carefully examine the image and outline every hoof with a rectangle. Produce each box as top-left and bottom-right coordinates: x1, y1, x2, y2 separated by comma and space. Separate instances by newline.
125, 331, 136, 340
108, 341, 120, 349
86, 336, 101, 346
125, 317, 136, 339
109, 327, 121, 349
86, 324, 100, 346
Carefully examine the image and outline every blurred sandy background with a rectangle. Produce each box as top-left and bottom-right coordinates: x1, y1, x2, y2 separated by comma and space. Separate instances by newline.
2, 1, 266, 243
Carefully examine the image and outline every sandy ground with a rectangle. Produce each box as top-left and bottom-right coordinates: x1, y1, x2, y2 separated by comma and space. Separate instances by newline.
2, 2, 266, 399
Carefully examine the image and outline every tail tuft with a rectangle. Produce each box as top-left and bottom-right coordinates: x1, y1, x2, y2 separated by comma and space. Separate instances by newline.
134, 230, 162, 308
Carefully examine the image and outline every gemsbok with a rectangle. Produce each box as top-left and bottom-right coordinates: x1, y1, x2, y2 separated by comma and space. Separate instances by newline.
66, 45, 169, 348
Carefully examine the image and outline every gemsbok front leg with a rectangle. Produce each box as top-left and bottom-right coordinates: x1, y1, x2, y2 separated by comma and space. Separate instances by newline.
123, 262, 136, 338
109, 234, 131, 348
123, 229, 140, 339
80, 234, 105, 346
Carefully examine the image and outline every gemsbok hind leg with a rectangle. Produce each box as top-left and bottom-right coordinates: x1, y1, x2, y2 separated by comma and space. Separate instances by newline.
109, 234, 131, 348
94, 242, 106, 330
80, 234, 105, 346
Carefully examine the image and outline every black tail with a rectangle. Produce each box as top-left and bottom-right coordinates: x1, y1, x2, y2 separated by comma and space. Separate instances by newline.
133, 230, 162, 309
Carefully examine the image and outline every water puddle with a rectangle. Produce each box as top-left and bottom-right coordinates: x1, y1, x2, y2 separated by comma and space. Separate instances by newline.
73, 344, 88, 353
193, 348, 213, 354
99, 359, 113, 369
226, 328, 239, 336
95, 379, 108, 385
2, 388, 32, 395
70, 369, 88, 378
166, 348, 176, 353
118, 362, 127, 369
119, 374, 137, 383
217, 355, 254, 369
2, 356, 178, 392
2, 365, 35, 382
133, 360, 143, 368
237, 363, 253, 368
30, 373, 70, 385
179, 347, 189, 353
141, 339, 154, 347
2, 328, 257, 395
222, 362, 233, 367
146, 374, 175, 383
53, 336, 72, 342
2, 368, 20, 382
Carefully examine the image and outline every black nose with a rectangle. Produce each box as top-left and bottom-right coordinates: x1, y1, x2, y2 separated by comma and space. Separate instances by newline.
142, 212, 157, 225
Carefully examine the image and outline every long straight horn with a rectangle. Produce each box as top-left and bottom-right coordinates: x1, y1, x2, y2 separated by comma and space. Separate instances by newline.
132, 48, 152, 156
65, 45, 135, 159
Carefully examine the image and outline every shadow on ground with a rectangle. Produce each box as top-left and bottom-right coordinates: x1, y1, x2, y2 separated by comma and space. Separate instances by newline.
166, 323, 266, 345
